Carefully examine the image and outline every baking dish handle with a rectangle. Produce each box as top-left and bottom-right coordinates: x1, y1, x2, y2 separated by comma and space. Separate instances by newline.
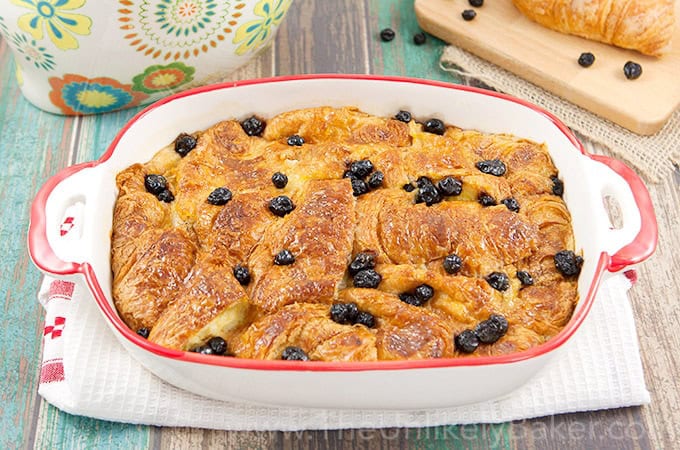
589, 154, 658, 273
28, 162, 98, 278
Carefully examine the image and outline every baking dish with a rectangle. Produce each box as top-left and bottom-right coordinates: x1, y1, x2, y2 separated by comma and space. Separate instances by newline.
28, 75, 657, 409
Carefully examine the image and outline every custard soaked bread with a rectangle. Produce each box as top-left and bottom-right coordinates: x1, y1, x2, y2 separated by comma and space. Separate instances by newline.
111, 106, 582, 360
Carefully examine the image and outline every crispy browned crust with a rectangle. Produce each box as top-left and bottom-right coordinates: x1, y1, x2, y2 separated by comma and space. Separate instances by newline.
111, 106, 579, 358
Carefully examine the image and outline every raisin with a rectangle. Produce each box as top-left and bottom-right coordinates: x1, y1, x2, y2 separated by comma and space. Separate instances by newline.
353, 269, 382, 289
271, 172, 288, 188
415, 284, 434, 302
394, 110, 412, 123
416, 176, 442, 206
208, 336, 228, 355
469, 0, 483, 6
269, 195, 295, 217
476, 159, 506, 176
207, 187, 233, 205
136, 328, 150, 339
413, 32, 426, 45
287, 134, 304, 146
474, 314, 508, 344
191, 345, 214, 355
351, 178, 369, 197
455, 330, 479, 353
399, 293, 423, 306
367, 171, 384, 189
578, 52, 595, 68
156, 189, 174, 203
380, 28, 395, 42
349, 160, 374, 178
423, 118, 445, 135
623, 61, 642, 80
274, 249, 295, 266
486, 272, 510, 291
355, 311, 376, 328
330, 302, 359, 325
144, 174, 167, 195
348, 252, 376, 276
501, 197, 520, 212
174, 133, 197, 157
437, 176, 462, 196
478, 193, 497, 207
462, 9, 477, 21
281, 346, 309, 361
443, 254, 463, 274
554, 250, 583, 277
516, 270, 534, 286
551, 175, 564, 196
240, 116, 265, 136
233, 264, 251, 286
403, 183, 415, 192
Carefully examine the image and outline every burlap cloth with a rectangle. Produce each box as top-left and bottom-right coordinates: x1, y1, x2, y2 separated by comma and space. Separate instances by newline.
440, 46, 680, 182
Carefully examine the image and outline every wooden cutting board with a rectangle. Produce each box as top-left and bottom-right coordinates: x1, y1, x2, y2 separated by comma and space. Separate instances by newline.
415, 0, 680, 135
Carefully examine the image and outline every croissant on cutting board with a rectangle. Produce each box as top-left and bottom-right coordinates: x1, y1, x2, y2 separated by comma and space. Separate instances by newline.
511, 0, 676, 56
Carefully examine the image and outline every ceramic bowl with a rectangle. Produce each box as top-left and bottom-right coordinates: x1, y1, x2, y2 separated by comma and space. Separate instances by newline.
28, 75, 658, 409
0, 0, 291, 115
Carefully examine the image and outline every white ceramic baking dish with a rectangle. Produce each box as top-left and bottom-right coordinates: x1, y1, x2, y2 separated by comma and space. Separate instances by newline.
28, 75, 657, 409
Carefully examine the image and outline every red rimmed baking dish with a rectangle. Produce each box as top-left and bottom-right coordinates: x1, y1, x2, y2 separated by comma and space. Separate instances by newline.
28, 75, 657, 409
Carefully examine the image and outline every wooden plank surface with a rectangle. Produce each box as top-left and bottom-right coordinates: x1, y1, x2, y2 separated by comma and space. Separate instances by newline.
414, 0, 680, 135
0, 0, 679, 448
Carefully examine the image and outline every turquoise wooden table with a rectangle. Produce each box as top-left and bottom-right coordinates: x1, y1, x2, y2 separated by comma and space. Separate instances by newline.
2, 0, 679, 448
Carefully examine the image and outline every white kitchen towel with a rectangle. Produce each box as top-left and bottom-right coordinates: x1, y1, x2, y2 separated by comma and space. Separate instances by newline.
36, 271, 650, 431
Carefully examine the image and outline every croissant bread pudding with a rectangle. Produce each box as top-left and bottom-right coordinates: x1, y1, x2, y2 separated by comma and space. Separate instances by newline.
111, 106, 583, 362
512, 0, 676, 56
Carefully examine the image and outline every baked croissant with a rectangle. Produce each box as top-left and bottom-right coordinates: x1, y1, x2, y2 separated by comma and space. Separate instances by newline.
511, 0, 676, 56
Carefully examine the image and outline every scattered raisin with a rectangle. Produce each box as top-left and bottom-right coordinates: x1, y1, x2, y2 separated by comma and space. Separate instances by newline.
240, 116, 265, 136
233, 264, 251, 286
623, 61, 642, 80
455, 330, 479, 353
274, 249, 295, 266
355, 311, 376, 328
207, 187, 233, 205
287, 134, 304, 146
174, 133, 197, 157
578, 52, 595, 68
399, 293, 423, 307
501, 197, 520, 212
554, 250, 583, 277
551, 175, 564, 196
416, 176, 442, 206
348, 252, 376, 276
469, 0, 483, 6
191, 345, 214, 355
478, 193, 497, 207
403, 183, 415, 192
367, 171, 384, 189
413, 32, 426, 45
474, 314, 508, 344
351, 178, 369, 197
516, 270, 534, 286
349, 160, 374, 178
208, 336, 228, 355
156, 189, 174, 203
330, 302, 359, 325
281, 346, 309, 361
271, 172, 288, 188
394, 110, 412, 123
144, 174, 167, 195
476, 159, 506, 176
353, 269, 382, 288
437, 176, 462, 196
136, 328, 150, 339
423, 118, 446, 135
269, 195, 295, 217
462, 9, 477, 21
486, 272, 510, 291
415, 284, 434, 302
443, 254, 463, 274
380, 28, 395, 42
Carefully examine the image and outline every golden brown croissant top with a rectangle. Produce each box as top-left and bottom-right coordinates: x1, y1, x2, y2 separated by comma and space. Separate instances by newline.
512, 0, 676, 56
111, 106, 581, 361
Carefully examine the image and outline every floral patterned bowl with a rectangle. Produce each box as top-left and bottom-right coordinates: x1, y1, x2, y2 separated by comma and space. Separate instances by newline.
0, 0, 292, 115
